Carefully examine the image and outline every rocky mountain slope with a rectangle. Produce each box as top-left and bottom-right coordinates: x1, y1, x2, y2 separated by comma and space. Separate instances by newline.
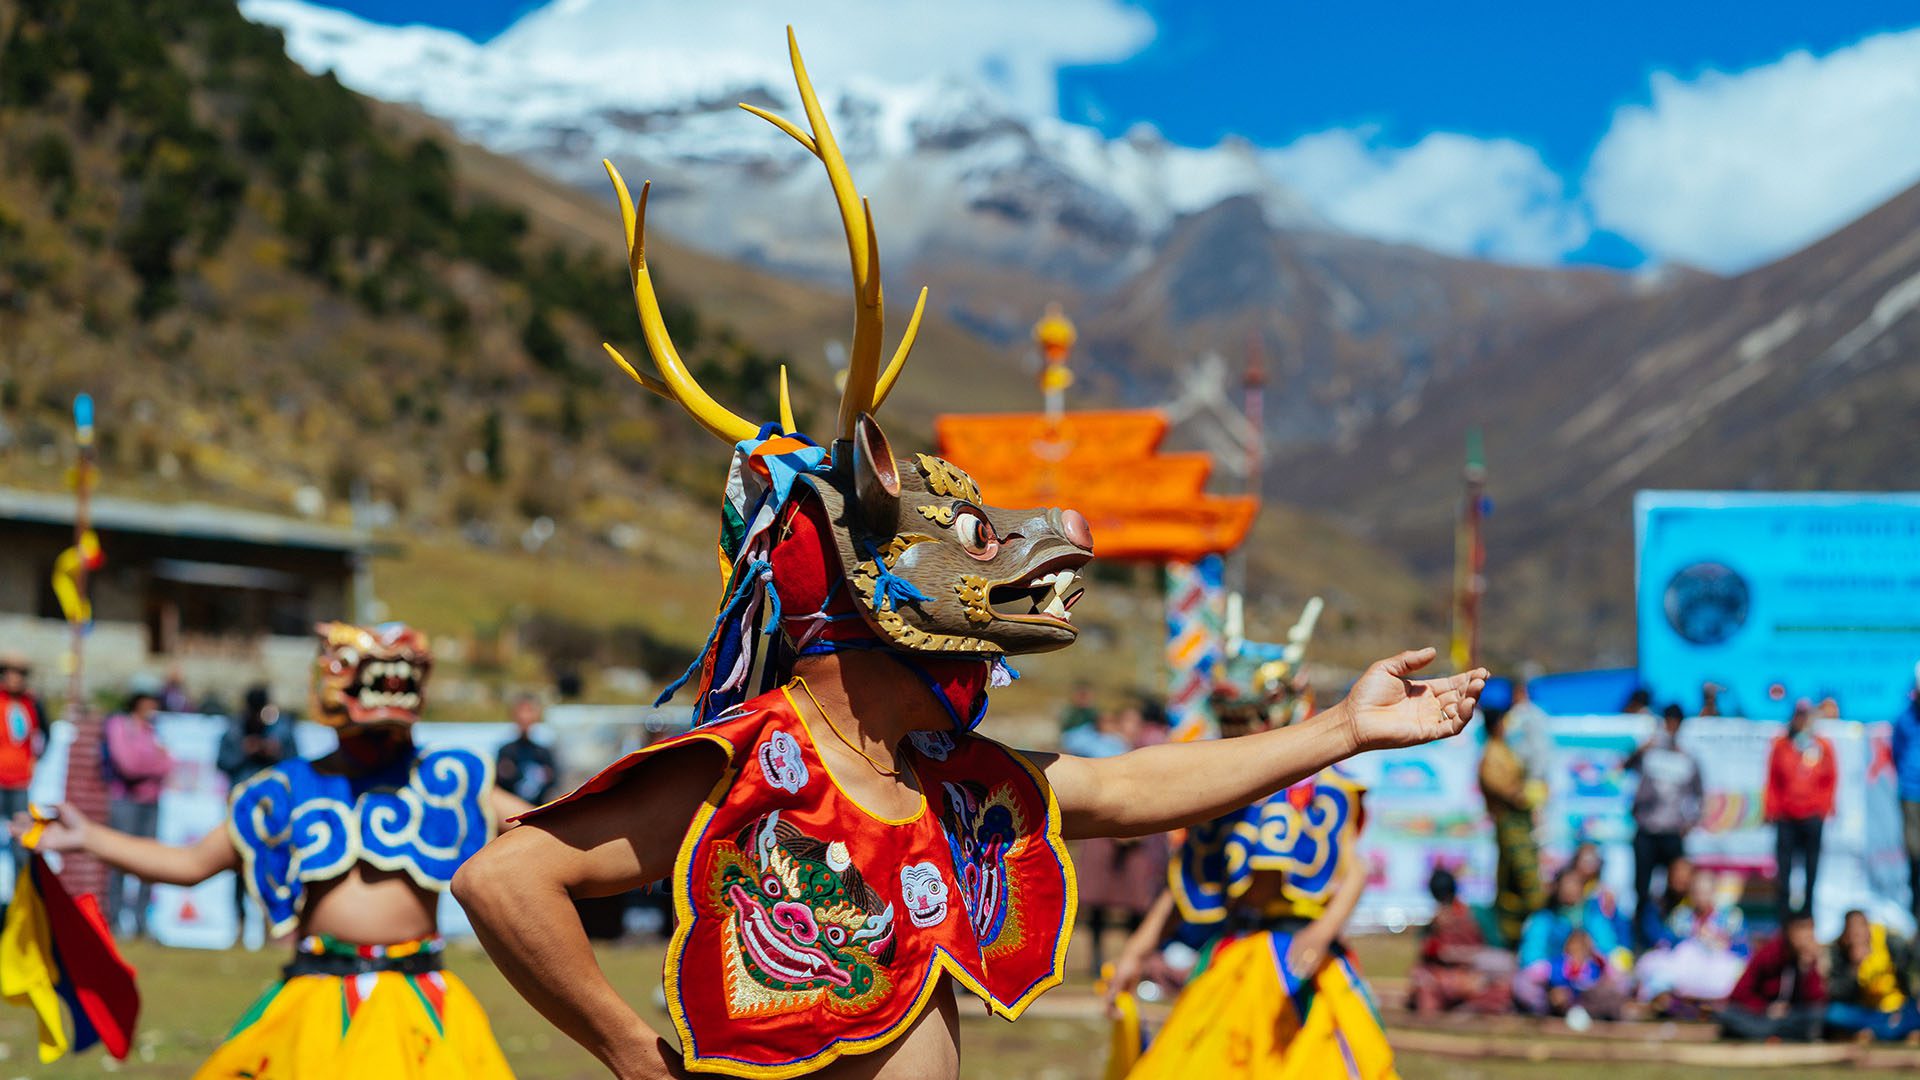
1278, 177, 1920, 665
245, 0, 1639, 454
0, 0, 1436, 686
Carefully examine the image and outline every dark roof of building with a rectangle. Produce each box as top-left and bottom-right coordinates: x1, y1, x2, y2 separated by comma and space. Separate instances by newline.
0, 487, 374, 554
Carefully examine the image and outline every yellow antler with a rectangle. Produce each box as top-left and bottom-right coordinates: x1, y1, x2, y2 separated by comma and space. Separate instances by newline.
602, 161, 759, 444
742, 27, 927, 439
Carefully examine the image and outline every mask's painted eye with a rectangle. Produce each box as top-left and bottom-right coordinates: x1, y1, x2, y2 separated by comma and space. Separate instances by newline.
825, 925, 846, 945
762, 875, 783, 898
954, 507, 1000, 560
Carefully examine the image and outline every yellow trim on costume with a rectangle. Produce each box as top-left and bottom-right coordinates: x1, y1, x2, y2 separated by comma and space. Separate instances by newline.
664, 732, 1078, 1078
779, 685, 928, 826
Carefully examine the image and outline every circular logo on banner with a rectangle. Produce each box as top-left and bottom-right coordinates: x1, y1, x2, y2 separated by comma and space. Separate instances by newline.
1663, 562, 1749, 645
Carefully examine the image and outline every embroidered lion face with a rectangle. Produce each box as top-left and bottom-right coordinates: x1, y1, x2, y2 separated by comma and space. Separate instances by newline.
311, 621, 431, 729
939, 780, 1026, 949
712, 811, 896, 1017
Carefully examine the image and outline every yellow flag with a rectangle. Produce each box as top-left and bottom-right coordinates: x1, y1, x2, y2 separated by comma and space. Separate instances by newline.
0, 862, 71, 1062
51, 529, 102, 625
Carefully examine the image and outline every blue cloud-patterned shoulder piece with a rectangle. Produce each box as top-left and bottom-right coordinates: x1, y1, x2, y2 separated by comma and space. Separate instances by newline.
1169, 767, 1365, 925
227, 747, 494, 935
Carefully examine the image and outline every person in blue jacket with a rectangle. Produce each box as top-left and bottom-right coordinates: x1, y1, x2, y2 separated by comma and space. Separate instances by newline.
1892, 666, 1920, 924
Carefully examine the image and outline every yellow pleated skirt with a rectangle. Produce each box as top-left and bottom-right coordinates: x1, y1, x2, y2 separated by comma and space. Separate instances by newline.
191, 968, 513, 1079
1120, 931, 1398, 1080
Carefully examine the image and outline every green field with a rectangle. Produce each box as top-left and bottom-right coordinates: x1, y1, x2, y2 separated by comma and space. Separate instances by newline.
0, 936, 1906, 1079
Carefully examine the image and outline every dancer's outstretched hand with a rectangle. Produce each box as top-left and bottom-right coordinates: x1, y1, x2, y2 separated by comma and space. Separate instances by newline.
9, 802, 90, 852
1340, 648, 1486, 752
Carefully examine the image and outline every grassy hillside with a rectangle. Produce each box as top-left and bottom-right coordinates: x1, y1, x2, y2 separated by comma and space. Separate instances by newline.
0, 0, 1435, 714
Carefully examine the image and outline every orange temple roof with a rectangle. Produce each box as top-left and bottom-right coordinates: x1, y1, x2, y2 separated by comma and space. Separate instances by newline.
935, 410, 1259, 563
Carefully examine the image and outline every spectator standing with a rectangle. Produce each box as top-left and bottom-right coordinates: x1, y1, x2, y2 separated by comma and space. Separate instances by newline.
1624, 704, 1704, 946
217, 686, 293, 931
1478, 707, 1542, 946
1825, 909, 1920, 1042
495, 694, 559, 806
1505, 672, 1553, 808
1719, 911, 1828, 1042
1057, 680, 1098, 736
159, 666, 192, 714
1699, 682, 1723, 717
102, 690, 174, 937
1071, 705, 1168, 978
0, 653, 46, 878
1893, 668, 1920, 925
1765, 701, 1836, 921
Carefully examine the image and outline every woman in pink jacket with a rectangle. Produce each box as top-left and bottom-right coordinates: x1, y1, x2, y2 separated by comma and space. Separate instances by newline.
103, 690, 174, 937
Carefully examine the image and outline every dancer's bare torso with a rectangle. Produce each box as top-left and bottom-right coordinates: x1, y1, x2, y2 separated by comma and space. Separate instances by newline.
300, 863, 440, 945
780, 982, 961, 1080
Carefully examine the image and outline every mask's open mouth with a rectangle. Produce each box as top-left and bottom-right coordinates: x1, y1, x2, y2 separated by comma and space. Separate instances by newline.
344, 657, 424, 723
988, 554, 1089, 628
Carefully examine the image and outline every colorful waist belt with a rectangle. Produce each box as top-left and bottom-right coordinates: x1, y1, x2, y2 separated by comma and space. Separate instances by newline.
283, 934, 445, 978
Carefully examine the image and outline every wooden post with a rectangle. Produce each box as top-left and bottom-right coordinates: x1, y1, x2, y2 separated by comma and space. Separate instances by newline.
59, 394, 109, 900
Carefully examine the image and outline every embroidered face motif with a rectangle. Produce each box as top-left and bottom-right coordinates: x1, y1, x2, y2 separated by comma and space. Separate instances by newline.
712, 812, 897, 1017
757, 731, 810, 794
900, 862, 950, 929
940, 780, 1026, 949
907, 730, 954, 762
311, 621, 431, 729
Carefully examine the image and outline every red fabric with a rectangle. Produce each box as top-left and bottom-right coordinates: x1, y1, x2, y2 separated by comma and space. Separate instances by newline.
0, 690, 42, 789
32, 856, 140, 1059
770, 497, 868, 648
523, 688, 1073, 1078
1764, 734, 1836, 821
1729, 933, 1827, 1011
1420, 900, 1486, 965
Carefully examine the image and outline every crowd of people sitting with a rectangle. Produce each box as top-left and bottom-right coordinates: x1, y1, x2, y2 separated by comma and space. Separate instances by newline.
1411, 843, 1920, 1043
1409, 674, 1920, 1043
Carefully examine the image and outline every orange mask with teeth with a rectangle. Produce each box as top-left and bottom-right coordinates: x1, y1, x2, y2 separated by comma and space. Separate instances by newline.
311, 621, 432, 729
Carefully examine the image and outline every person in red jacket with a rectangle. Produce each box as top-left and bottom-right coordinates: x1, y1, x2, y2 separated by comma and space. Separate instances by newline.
0, 652, 46, 881
1720, 911, 1828, 1041
1766, 701, 1837, 921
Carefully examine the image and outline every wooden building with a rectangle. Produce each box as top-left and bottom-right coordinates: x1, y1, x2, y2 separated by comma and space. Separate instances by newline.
0, 487, 378, 708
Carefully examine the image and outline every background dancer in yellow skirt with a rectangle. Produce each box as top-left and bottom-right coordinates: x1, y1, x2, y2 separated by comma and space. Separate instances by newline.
1106, 693, 1398, 1080
14, 622, 527, 1079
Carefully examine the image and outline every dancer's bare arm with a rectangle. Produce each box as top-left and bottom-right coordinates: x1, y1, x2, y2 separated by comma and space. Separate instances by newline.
1286, 858, 1367, 978
454, 746, 724, 1080
1043, 648, 1485, 840
9, 803, 238, 885
1104, 889, 1177, 1016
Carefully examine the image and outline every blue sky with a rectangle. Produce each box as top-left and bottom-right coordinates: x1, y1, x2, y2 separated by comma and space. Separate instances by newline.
292, 2, 1920, 271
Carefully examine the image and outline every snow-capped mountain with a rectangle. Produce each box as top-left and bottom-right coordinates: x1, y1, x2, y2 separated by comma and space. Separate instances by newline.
241, 0, 1634, 450
242, 0, 1322, 289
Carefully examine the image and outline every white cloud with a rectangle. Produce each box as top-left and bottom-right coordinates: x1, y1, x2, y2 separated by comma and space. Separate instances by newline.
246, 2, 1920, 273
1263, 128, 1590, 264
246, 0, 1154, 124
1587, 28, 1920, 271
